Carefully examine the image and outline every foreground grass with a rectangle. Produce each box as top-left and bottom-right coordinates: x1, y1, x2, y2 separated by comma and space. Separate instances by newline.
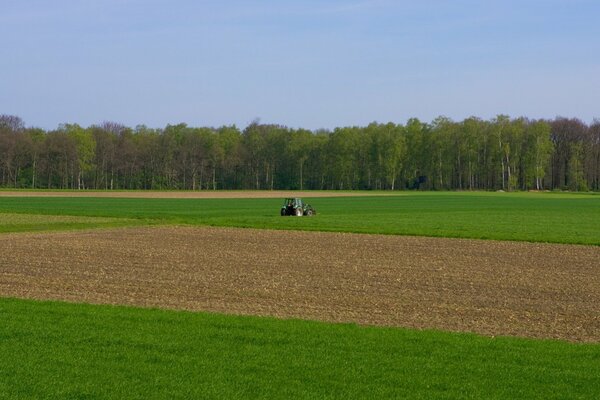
0, 191, 599, 244
1, 298, 599, 400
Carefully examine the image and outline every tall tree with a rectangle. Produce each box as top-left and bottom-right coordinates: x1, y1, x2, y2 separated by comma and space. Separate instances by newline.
60, 124, 95, 189
589, 121, 600, 190
403, 118, 428, 189
289, 128, 313, 190
550, 118, 587, 189
523, 120, 553, 190
490, 115, 510, 190
2, 114, 599, 192
568, 142, 588, 191
0, 115, 25, 187
379, 123, 406, 190
216, 126, 242, 189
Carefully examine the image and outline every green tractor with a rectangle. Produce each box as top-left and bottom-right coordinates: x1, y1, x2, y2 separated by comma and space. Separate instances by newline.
281, 198, 316, 216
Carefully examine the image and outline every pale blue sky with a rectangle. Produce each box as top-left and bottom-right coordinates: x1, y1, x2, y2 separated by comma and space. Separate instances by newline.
1, 0, 599, 130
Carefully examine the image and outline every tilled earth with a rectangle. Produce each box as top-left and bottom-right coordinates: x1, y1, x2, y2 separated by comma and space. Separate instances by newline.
1, 226, 599, 342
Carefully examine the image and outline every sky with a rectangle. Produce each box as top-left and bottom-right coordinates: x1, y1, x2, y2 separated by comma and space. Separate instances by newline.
1, 0, 599, 130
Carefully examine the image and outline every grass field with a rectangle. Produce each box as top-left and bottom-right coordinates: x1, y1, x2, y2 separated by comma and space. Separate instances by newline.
0, 191, 599, 244
1, 191, 599, 398
2, 298, 600, 400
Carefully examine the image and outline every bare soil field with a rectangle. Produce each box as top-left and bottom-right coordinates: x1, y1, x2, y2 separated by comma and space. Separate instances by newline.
0, 190, 391, 199
1, 226, 599, 342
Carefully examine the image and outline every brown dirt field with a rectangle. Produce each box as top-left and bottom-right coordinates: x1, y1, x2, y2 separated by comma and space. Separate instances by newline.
1, 226, 599, 342
0, 190, 392, 199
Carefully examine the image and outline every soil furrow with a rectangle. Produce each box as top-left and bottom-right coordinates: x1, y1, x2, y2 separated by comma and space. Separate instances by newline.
1, 226, 599, 342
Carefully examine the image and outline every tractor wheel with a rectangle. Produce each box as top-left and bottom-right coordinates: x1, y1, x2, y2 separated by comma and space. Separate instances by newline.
306, 209, 313, 216
295, 208, 303, 217
280, 208, 286, 216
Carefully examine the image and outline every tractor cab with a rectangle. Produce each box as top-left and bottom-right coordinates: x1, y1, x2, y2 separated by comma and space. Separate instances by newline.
280, 198, 316, 216
282, 198, 302, 216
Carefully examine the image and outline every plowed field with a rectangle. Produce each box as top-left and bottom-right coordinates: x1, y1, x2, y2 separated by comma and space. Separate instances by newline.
1, 227, 599, 342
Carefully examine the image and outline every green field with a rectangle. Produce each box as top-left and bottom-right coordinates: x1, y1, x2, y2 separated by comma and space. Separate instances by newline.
1, 191, 599, 399
2, 298, 599, 400
0, 191, 599, 244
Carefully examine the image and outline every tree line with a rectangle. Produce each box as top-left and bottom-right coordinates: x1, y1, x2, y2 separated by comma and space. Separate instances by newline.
0, 114, 599, 191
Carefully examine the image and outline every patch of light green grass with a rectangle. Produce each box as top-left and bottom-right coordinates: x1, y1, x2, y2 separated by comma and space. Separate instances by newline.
1, 298, 599, 399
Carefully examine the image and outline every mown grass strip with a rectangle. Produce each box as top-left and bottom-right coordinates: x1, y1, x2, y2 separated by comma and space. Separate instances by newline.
0, 213, 146, 233
1, 298, 599, 399
1, 192, 599, 244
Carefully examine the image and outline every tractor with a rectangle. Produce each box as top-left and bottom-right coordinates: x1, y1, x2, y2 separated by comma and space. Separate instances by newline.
280, 198, 316, 216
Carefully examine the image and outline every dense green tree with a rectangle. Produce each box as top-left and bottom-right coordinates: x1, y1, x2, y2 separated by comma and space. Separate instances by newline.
60, 124, 95, 189
523, 121, 553, 190
569, 142, 588, 191
215, 125, 242, 189
550, 118, 587, 189
403, 118, 428, 189
326, 127, 360, 190
588, 121, 600, 190
288, 129, 313, 190
0, 115, 25, 187
366, 122, 405, 190
429, 117, 454, 190
0, 115, 597, 192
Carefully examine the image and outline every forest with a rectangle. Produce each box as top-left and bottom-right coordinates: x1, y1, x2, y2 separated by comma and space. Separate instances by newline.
0, 114, 598, 191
